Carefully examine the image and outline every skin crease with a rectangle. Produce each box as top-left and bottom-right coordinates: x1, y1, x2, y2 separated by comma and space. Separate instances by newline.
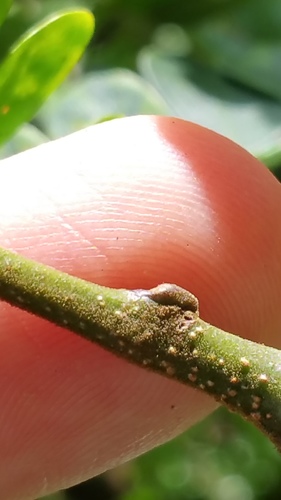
0, 116, 280, 499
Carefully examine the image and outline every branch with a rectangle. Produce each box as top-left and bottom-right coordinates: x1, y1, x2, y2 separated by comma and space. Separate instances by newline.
0, 246, 280, 450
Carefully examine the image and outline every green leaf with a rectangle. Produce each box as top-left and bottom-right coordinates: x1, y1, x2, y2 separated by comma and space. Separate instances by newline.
0, 0, 12, 28
36, 69, 168, 138
138, 48, 281, 168
0, 9, 95, 145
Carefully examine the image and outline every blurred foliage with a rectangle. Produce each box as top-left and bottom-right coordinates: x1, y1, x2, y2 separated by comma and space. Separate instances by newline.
123, 409, 281, 500
0, 1, 281, 499
0, 0, 12, 27
1, 0, 281, 167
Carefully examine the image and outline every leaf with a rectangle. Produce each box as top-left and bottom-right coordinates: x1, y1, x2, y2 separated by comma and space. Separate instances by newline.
138, 48, 281, 168
36, 69, 169, 138
0, 9, 95, 145
0, 0, 12, 28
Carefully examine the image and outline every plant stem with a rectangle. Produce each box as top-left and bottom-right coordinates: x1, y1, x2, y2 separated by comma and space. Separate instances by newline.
0, 246, 281, 450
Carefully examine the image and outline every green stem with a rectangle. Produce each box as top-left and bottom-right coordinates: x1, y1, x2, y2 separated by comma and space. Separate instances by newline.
0, 246, 281, 450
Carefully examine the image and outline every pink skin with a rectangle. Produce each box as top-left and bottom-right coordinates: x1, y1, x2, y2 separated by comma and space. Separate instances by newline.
0, 116, 280, 499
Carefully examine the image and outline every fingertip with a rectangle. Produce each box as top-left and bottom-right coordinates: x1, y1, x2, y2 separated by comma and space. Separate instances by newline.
0, 116, 281, 498
154, 117, 281, 344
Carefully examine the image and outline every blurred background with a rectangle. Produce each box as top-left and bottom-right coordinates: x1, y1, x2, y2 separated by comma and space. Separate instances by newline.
1, 0, 281, 499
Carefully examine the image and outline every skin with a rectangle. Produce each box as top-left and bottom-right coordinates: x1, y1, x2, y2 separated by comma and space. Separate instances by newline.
0, 116, 281, 499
